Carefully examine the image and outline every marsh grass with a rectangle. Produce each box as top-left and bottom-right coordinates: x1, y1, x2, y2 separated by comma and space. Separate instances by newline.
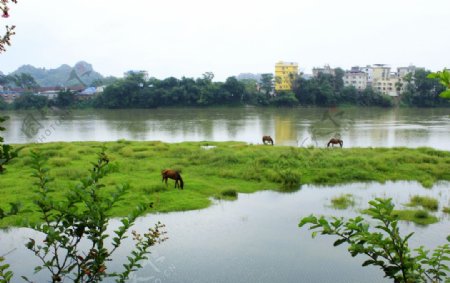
1, 141, 449, 227
391, 209, 438, 225
363, 207, 439, 225
407, 195, 439, 211
330, 194, 356, 209
216, 189, 238, 200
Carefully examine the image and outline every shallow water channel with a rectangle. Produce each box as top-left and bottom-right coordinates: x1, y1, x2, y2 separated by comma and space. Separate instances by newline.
1, 181, 449, 282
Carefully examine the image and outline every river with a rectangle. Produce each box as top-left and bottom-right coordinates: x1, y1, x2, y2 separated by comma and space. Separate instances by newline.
1, 107, 449, 150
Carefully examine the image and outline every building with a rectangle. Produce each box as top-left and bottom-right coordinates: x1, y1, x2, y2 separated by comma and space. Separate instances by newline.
343, 70, 368, 90
312, 65, 335, 77
274, 61, 298, 91
397, 65, 416, 78
371, 64, 402, 96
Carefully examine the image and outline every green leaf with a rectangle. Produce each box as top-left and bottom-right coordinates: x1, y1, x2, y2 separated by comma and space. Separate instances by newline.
333, 238, 347, 247
439, 89, 450, 99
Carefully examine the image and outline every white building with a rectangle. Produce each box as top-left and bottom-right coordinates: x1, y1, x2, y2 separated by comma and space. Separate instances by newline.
343, 70, 368, 90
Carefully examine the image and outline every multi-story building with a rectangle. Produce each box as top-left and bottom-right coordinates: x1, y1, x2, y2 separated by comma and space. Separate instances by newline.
312, 65, 335, 77
397, 65, 416, 78
359, 65, 373, 85
343, 69, 368, 90
370, 64, 402, 96
274, 61, 298, 91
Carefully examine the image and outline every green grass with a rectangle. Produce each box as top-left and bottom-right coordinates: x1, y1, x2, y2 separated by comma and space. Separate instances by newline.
391, 209, 439, 225
1, 141, 450, 227
215, 189, 238, 200
406, 195, 439, 211
443, 207, 450, 214
330, 194, 355, 209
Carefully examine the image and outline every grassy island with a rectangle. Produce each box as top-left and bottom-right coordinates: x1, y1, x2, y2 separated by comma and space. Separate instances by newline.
1, 141, 449, 227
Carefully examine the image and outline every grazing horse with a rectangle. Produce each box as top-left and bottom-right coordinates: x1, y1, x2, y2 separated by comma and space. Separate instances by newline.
262, 136, 274, 145
161, 169, 184, 189
327, 138, 343, 148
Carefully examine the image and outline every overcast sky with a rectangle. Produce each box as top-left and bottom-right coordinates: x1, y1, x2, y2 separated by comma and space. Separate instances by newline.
0, 0, 449, 81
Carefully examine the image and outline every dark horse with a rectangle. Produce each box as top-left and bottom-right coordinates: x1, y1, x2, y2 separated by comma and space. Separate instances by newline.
161, 169, 184, 189
327, 138, 343, 148
262, 135, 274, 145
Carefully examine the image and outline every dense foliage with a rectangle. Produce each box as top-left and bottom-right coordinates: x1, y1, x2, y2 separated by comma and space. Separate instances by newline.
401, 69, 448, 107
300, 198, 450, 282
2, 68, 449, 109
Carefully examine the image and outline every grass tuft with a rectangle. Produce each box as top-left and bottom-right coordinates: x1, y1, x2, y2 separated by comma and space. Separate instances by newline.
330, 194, 355, 209
407, 195, 439, 211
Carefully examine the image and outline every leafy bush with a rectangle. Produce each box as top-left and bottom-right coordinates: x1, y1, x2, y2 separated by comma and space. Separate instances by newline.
21, 149, 167, 282
300, 198, 449, 282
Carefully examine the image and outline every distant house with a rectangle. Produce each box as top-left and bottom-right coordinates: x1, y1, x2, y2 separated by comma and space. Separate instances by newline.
37, 86, 64, 100
0, 91, 22, 103
76, 86, 102, 100
343, 70, 368, 90
312, 65, 335, 77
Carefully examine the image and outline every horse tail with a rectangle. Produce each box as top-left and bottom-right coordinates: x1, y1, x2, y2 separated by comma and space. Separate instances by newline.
178, 174, 184, 189
340, 140, 343, 147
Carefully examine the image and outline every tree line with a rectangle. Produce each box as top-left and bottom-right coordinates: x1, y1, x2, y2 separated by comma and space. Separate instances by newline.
1, 68, 449, 110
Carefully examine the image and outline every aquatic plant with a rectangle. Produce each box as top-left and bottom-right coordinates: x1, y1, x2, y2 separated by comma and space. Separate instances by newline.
330, 194, 355, 209
407, 195, 439, 211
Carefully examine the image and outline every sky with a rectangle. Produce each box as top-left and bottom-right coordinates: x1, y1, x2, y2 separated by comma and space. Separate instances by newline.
0, 0, 449, 81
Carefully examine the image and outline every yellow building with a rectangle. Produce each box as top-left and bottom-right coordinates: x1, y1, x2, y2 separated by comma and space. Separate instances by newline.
275, 61, 298, 91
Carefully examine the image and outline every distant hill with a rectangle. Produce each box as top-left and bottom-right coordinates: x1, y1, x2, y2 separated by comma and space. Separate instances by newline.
7, 61, 104, 87
236, 73, 262, 82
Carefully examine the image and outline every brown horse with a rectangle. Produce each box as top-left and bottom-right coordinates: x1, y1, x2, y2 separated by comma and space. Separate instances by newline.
161, 169, 184, 189
327, 138, 343, 148
262, 135, 274, 145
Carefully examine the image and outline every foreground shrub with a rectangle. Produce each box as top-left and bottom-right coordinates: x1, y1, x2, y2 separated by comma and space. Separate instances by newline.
300, 198, 449, 282
21, 149, 167, 283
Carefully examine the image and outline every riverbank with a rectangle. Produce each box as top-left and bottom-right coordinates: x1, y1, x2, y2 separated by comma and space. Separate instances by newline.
1, 141, 449, 227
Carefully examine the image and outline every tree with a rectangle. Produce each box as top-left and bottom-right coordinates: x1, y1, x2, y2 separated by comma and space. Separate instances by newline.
13, 93, 48, 109
427, 69, 450, 99
23, 150, 167, 283
0, 0, 17, 53
300, 198, 450, 282
8, 73, 40, 90
222, 76, 245, 104
401, 69, 447, 107
260, 73, 273, 98
55, 89, 76, 108
271, 91, 299, 106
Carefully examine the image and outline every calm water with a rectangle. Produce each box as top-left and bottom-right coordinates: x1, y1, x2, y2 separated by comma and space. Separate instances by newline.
1, 107, 449, 149
1, 182, 449, 282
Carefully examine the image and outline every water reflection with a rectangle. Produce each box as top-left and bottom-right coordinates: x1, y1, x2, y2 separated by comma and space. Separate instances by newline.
1, 181, 448, 283
1, 107, 449, 150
